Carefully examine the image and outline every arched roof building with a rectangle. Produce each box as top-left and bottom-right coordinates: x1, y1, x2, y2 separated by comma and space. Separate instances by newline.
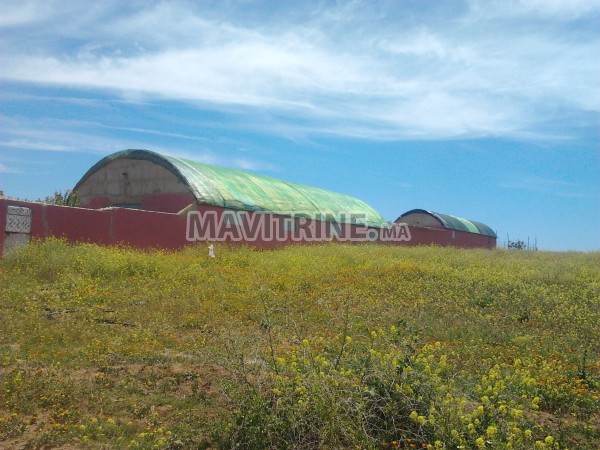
74, 149, 388, 228
396, 209, 496, 238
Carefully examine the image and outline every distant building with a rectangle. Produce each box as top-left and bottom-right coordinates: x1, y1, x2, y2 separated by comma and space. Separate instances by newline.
396, 209, 496, 249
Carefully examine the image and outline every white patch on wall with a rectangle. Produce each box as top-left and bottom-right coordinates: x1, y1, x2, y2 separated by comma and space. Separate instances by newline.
6, 206, 32, 233
3, 205, 32, 256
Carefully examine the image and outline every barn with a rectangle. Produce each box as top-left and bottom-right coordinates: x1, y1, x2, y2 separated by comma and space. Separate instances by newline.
74, 149, 388, 228
396, 209, 497, 249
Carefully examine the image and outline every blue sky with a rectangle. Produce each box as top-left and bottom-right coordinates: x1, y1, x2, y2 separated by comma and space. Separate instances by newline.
1, 0, 598, 251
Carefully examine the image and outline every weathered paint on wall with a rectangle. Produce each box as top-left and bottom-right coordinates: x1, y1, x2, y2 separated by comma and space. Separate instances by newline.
3, 205, 32, 256
76, 158, 193, 210
400, 212, 444, 228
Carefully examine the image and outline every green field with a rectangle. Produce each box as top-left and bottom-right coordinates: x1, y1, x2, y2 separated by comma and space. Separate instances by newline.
1, 240, 598, 449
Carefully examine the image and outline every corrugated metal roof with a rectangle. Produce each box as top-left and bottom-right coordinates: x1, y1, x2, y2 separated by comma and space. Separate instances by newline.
398, 209, 497, 237
74, 149, 389, 228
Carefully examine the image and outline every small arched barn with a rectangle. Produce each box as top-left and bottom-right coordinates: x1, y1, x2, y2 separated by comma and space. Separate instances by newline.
396, 209, 496, 249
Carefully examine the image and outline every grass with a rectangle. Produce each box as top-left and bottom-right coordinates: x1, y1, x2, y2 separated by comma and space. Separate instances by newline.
0, 239, 598, 449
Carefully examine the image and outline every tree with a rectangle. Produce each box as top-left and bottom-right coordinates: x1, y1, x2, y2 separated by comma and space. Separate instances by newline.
39, 190, 80, 207
507, 239, 526, 250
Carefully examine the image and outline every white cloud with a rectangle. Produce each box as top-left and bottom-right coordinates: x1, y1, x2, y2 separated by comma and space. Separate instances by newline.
0, 0, 598, 140
230, 157, 277, 172
499, 175, 597, 198
0, 139, 73, 152
0, 162, 21, 174
0, 0, 52, 27
467, 0, 599, 21
158, 147, 278, 172
0, 116, 122, 154
0, 115, 278, 173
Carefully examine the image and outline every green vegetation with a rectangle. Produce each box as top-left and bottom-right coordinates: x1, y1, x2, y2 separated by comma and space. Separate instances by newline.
38, 189, 80, 207
1, 239, 598, 449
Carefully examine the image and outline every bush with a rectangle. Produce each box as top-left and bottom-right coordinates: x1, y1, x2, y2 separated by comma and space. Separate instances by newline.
218, 330, 559, 449
39, 190, 80, 207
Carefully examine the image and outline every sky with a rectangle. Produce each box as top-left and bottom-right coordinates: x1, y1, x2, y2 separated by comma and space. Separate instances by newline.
0, 0, 598, 251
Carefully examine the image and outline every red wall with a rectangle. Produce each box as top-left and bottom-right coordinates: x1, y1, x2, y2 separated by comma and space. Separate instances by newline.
41, 204, 114, 245
394, 225, 496, 249
0, 200, 6, 256
142, 193, 196, 213
1, 199, 189, 252
0, 199, 496, 255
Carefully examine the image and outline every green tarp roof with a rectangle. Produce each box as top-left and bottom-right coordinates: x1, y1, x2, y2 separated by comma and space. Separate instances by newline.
398, 209, 497, 237
75, 149, 389, 228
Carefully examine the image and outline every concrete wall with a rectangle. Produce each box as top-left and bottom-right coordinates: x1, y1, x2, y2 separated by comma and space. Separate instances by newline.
400, 212, 444, 228
76, 158, 194, 212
